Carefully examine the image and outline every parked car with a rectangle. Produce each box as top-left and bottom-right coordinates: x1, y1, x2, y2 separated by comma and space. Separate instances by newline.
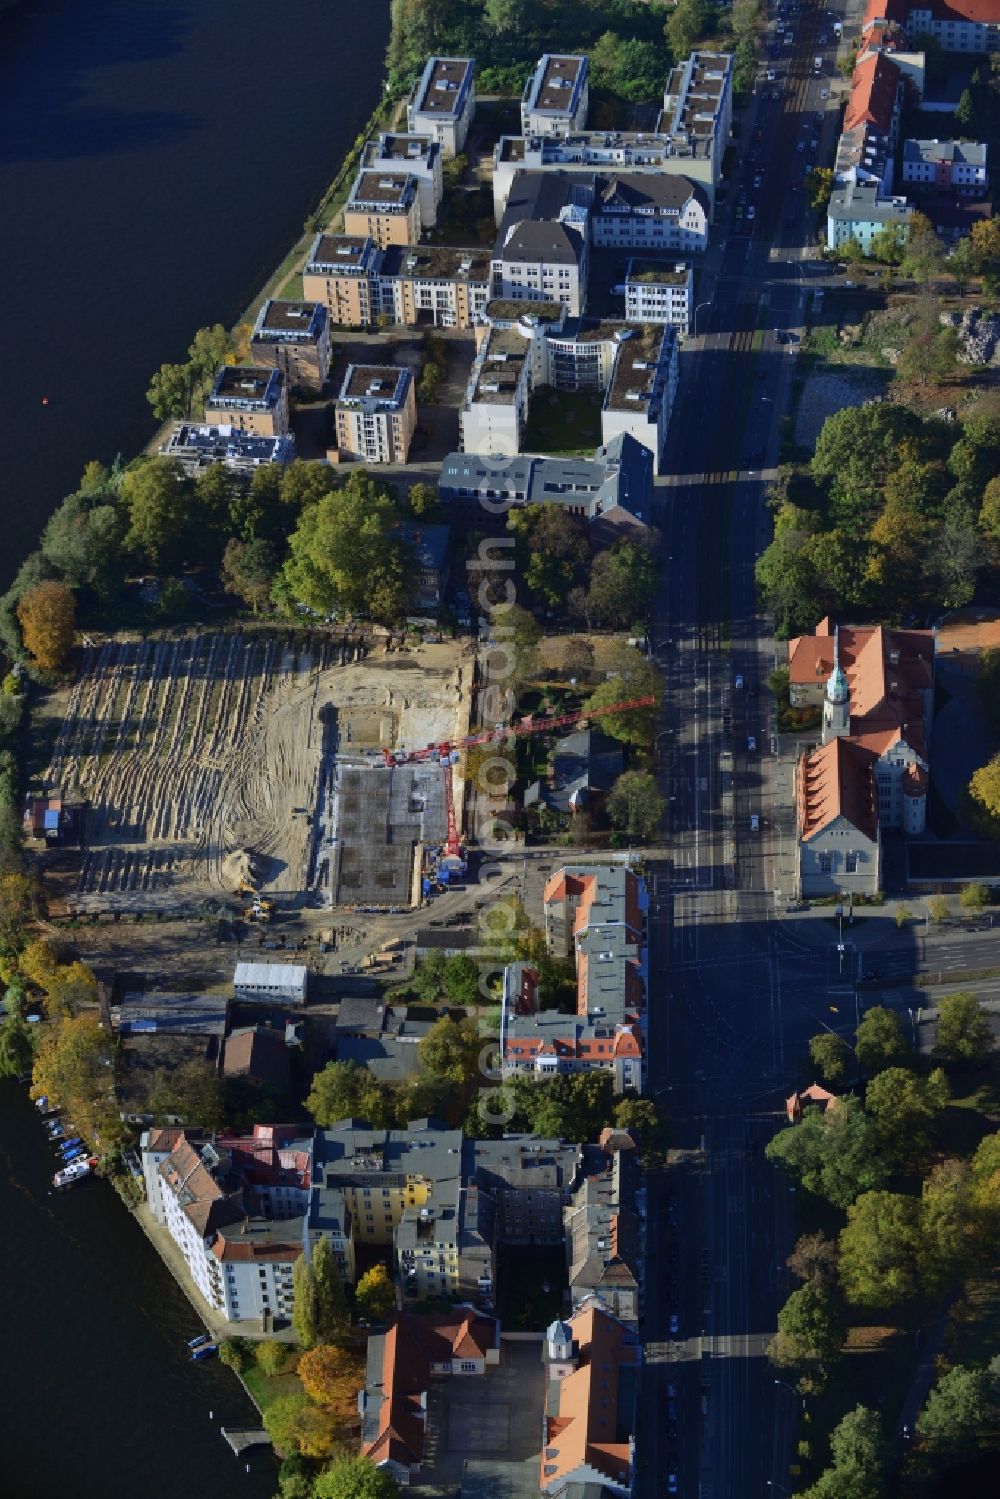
750, 814, 760, 832
747, 735, 757, 752
669, 1314, 680, 1336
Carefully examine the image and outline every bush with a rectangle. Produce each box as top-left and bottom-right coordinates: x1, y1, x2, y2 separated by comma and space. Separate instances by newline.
219, 1337, 249, 1373
255, 1339, 288, 1376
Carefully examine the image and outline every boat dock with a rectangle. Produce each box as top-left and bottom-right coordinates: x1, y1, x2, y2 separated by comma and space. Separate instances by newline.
220, 1428, 270, 1457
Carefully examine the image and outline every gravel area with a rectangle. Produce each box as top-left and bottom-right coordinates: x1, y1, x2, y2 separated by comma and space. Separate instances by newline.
793, 368, 891, 448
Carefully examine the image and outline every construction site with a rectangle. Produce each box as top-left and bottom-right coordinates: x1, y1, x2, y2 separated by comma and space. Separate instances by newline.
39, 629, 473, 916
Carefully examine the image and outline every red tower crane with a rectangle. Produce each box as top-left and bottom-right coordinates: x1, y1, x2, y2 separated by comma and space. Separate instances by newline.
381, 695, 656, 863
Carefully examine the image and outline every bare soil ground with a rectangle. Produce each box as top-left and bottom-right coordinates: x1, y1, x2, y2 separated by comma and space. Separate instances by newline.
38, 628, 470, 913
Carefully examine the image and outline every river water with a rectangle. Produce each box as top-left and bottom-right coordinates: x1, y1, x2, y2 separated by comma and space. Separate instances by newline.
0, 0, 390, 589
0, 1, 388, 1489
0, 1082, 278, 1496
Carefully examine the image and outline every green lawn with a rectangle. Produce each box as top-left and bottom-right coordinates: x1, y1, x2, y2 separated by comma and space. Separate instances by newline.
242, 1361, 303, 1413
521, 388, 603, 456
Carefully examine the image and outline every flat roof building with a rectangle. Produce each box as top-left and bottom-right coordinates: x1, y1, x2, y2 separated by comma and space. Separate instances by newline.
303, 232, 384, 327
407, 57, 476, 156
827, 179, 913, 251
902, 137, 989, 196
660, 50, 733, 183
204, 365, 289, 438
378, 243, 490, 329
160, 422, 296, 474
362, 132, 443, 228
343, 171, 422, 249
521, 53, 590, 137
250, 299, 330, 390
334, 363, 416, 465
623, 259, 694, 334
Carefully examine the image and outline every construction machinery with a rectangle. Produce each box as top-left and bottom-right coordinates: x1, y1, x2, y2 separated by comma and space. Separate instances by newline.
381, 695, 656, 874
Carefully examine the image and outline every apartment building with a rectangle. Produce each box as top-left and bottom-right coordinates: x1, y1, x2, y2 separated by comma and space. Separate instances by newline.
792, 618, 934, 894
827, 179, 913, 251
623, 259, 694, 334
500, 1007, 644, 1093
460, 309, 678, 470
492, 211, 590, 315
362, 132, 443, 228
439, 432, 654, 527
590, 172, 710, 253
521, 53, 590, 137
601, 322, 679, 475
564, 1143, 644, 1323
203, 365, 289, 438
542, 1301, 640, 1496
140, 1125, 312, 1325
902, 138, 989, 195
543, 863, 649, 1032
492, 129, 719, 224
660, 49, 733, 184
334, 364, 416, 464
378, 243, 490, 328
407, 56, 475, 156
160, 423, 296, 474
343, 171, 422, 249
303, 232, 384, 326
249, 299, 330, 390
863, 0, 1000, 53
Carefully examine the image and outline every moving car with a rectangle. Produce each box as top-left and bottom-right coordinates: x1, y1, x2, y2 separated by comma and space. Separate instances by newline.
669, 1314, 680, 1336
747, 735, 757, 752
750, 814, 760, 832
747, 205, 756, 220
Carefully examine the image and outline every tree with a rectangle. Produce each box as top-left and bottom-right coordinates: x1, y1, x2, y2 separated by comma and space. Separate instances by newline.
970, 215, 1000, 266
146, 361, 191, 421
855, 1006, 910, 1073
312, 1457, 401, 1499
17, 580, 75, 670
755, 527, 821, 638
970, 1132, 1000, 1246
838, 1190, 923, 1309
768, 1282, 844, 1384
968, 751, 1000, 835
354, 1263, 396, 1321
960, 881, 990, 911
292, 1253, 319, 1350
955, 86, 975, 130
121, 459, 192, 571
606, 770, 666, 839
865, 1066, 946, 1167
188, 323, 231, 386
588, 32, 666, 104
0, 871, 43, 947
221, 538, 277, 613
666, 0, 712, 60
45, 959, 99, 1017
583, 649, 663, 747
407, 482, 441, 520
148, 1058, 224, 1129
933, 991, 993, 1067
787, 1231, 839, 1288
19, 937, 63, 990
218, 1337, 249, 1372
263, 1392, 335, 1460
40, 494, 125, 599
980, 477, 1000, 544
921, 1158, 975, 1294
409, 951, 447, 1003
612, 1096, 669, 1154
586, 540, 659, 627
280, 472, 411, 622
278, 1454, 315, 1499
917, 1364, 993, 1452
869, 224, 907, 265
0, 1015, 33, 1079
313, 1236, 349, 1345
297, 1342, 360, 1415
800, 1405, 887, 1499
897, 327, 958, 388
443, 954, 480, 1007
31, 1011, 120, 1147
765, 1098, 889, 1209
808, 1032, 851, 1086
306, 1060, 393, 1128
903, 213, 946, 281
928, 895, 950, 923
255, 1339, 288, 1376
417, 1015, 481, 1087
805, 167, 835, 212
510, 504, 590, 609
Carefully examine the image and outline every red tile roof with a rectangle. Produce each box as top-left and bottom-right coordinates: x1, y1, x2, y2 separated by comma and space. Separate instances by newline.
863, 0, 1000, 27
844, 51, 901, 136
786, 1084, 841, 1122
541, 1303, 639, 1492
797, 738, 880, 843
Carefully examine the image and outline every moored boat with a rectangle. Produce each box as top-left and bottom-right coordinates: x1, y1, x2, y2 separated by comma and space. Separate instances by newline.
190, 1343, 218, 1362
58, 1137, 83, 1154
53, 1157, 95, 1189
187, 1333, 210, 1350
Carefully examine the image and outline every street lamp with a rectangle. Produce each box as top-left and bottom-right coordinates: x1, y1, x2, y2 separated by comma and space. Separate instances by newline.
693, 300, 712, 338
774, 1377, 806, 1411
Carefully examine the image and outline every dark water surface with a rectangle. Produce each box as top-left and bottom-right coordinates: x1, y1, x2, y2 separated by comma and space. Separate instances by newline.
0, 0, 390, 589
0, 1083, 277, 1497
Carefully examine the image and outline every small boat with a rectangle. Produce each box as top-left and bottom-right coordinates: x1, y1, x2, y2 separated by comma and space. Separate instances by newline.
190, 1343, 218, 1362
35, 1095, 48, 1111
187, 1333, 211, 1350
61, 1146, 87, 1164
53, 1158, 94, 1189
58, 1138, 84, 1153
47, 1126, 65, 1141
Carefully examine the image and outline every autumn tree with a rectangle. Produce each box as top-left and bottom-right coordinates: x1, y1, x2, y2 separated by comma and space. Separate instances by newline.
188, 323, 231, 386
417, 1015, 482, 1088
263, 1392, 336, 1460
921, 1158, 976, 1295
355, 1263, 396, 1321
17, 580, 76, 670
298, 1343, 362, 1418
787, 1231, 839, 1288
960, 881, 990, 911
31, 1011, 120, 1146
306, 1060, 393, 1128
0, 872, 43, 948
148, 1058, 224, 1129
44, 959, 99, 1017
19, 937, 63, 990
255, 1339, 288, 1376
0, 1015, 33, 1079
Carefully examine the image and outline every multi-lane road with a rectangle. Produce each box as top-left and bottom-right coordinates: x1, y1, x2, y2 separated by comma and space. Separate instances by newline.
638, 1, 900, 1495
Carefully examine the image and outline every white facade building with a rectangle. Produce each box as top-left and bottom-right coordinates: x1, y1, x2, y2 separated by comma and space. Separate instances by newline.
233, 962, 308, 1005
590, 174, 710, 253
407, 57, 476, 156
521, 53, 590, 137
361, 133, 444, 227
622, 260, 694, 334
